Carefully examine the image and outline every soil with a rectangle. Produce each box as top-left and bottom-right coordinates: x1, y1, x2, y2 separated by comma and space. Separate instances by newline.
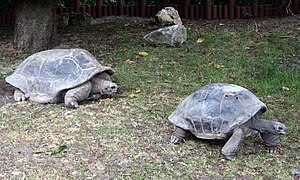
0, 79, 15, 107
0, 16, 299, 108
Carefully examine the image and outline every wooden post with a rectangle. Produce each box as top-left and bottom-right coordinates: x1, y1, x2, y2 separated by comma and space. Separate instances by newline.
118, 0, 124, 15
102, 5, 107, 16
228, 0, 235, 19
292, 0, 300, 14
252, 0, 259, 17
273, 0, 279, 16
189, 5, 194, 19
183, 0, 189, 18
146, 5, 150, 17
140, 0, 146, 17
205, 0, 212, 19
96, 0, 103, 17
161, 0, 168, 8
259, 5, 264, 17
195, 5, 199, 19
223, 5, 228, 19
80, 6, 86, 13
265, 4, 272, 16
235, 6, 240, 18
91, 7, 96, 17
200, 5, 204, 19
86, 6, 91, 15
75, 0, 80, 13
124, 5, 129, 16
213, 5, 217, 19
218, 5, 222, 19
108, 5, 112, 16
241, 6, 246, 18
246, 6, 252, 18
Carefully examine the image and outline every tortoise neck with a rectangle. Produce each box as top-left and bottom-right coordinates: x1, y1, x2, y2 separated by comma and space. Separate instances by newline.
249, 117, 272, 133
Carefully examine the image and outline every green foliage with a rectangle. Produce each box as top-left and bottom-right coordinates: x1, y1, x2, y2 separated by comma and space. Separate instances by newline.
58, 0, 75, 7
0, 0, 11, 12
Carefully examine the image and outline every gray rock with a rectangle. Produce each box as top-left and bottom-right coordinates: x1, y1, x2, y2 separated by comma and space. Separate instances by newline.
143, 24, 187, 46
155, 7, 182, 26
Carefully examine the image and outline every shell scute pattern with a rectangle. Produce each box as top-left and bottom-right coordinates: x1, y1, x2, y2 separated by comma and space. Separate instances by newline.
6, 48, 113, 102
168, 83, 267, 139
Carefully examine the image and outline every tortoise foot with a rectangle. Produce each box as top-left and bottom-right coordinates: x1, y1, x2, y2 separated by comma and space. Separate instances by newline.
65, 99, 79, 108
170, 135, 185, 144
267, 146, 279, 153
14, 89, 26, 101
224, 155, 236, 161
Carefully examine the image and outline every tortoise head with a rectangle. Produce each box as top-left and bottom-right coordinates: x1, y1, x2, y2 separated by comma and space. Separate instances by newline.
251, 118, 287, 135
99, 81, 118, 95
90, 73, 118, 96
270, 121, 287, 135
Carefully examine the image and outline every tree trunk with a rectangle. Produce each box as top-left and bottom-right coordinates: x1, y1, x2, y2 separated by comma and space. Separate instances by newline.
13, 0, 57, 52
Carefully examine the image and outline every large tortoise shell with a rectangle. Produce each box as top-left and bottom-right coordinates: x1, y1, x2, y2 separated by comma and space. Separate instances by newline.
6, 48, 114, 102
168, 83, 267, 139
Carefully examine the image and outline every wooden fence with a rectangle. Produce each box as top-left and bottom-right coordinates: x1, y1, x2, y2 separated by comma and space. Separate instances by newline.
1, 0, 300, 26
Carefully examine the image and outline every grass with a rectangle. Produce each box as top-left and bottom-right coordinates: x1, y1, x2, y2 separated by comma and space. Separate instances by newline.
0, 16, 299, 179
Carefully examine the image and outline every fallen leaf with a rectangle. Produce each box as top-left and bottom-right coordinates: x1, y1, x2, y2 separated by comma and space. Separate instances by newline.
128, 94, 136, 98
99, 61, 106, 65
208, 61, 224, 69
126, 59, 135, 64
134, 89, 142, 93
196, 37, 204, 43
103, 98, 113, 101
108, 57, 113, 61
203, 51, 212, 56
137, 51, 149, 57
278, 147, 284, 155
107, 64, 113, 67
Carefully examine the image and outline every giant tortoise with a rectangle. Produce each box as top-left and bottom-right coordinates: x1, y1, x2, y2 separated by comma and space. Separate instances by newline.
6, 48, 118, 108
168, 83, 287, 160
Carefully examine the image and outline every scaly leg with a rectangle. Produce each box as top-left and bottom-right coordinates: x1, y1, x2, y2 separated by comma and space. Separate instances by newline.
170, 126, 186, 144
221, 128, 245, 160
64, 81, 92, 108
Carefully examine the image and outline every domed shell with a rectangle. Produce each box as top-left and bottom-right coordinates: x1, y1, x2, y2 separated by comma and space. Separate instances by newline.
6, 48, 114, 102
168, 83, 267, 139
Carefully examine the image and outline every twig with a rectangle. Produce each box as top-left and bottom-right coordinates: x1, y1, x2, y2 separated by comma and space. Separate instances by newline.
286, 0, 300, 19
253, 22, 263, 37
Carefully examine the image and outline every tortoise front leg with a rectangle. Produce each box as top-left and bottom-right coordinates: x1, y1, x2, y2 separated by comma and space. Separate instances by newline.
221, 128, 245, 160
170, 126, 186, 144
13, 88, 26, 101
64, 81, 92, 108
261, 133, 281, 153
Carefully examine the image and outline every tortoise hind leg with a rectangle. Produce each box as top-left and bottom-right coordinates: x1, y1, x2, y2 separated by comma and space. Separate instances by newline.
221, 128, 245, 160
64, 81, 92, 108
13, 88, 26, 101
170, 126, 186, 144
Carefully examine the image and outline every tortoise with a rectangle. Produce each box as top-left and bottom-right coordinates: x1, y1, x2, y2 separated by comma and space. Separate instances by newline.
5, 48, 118, 108
168, 83, 287, 160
